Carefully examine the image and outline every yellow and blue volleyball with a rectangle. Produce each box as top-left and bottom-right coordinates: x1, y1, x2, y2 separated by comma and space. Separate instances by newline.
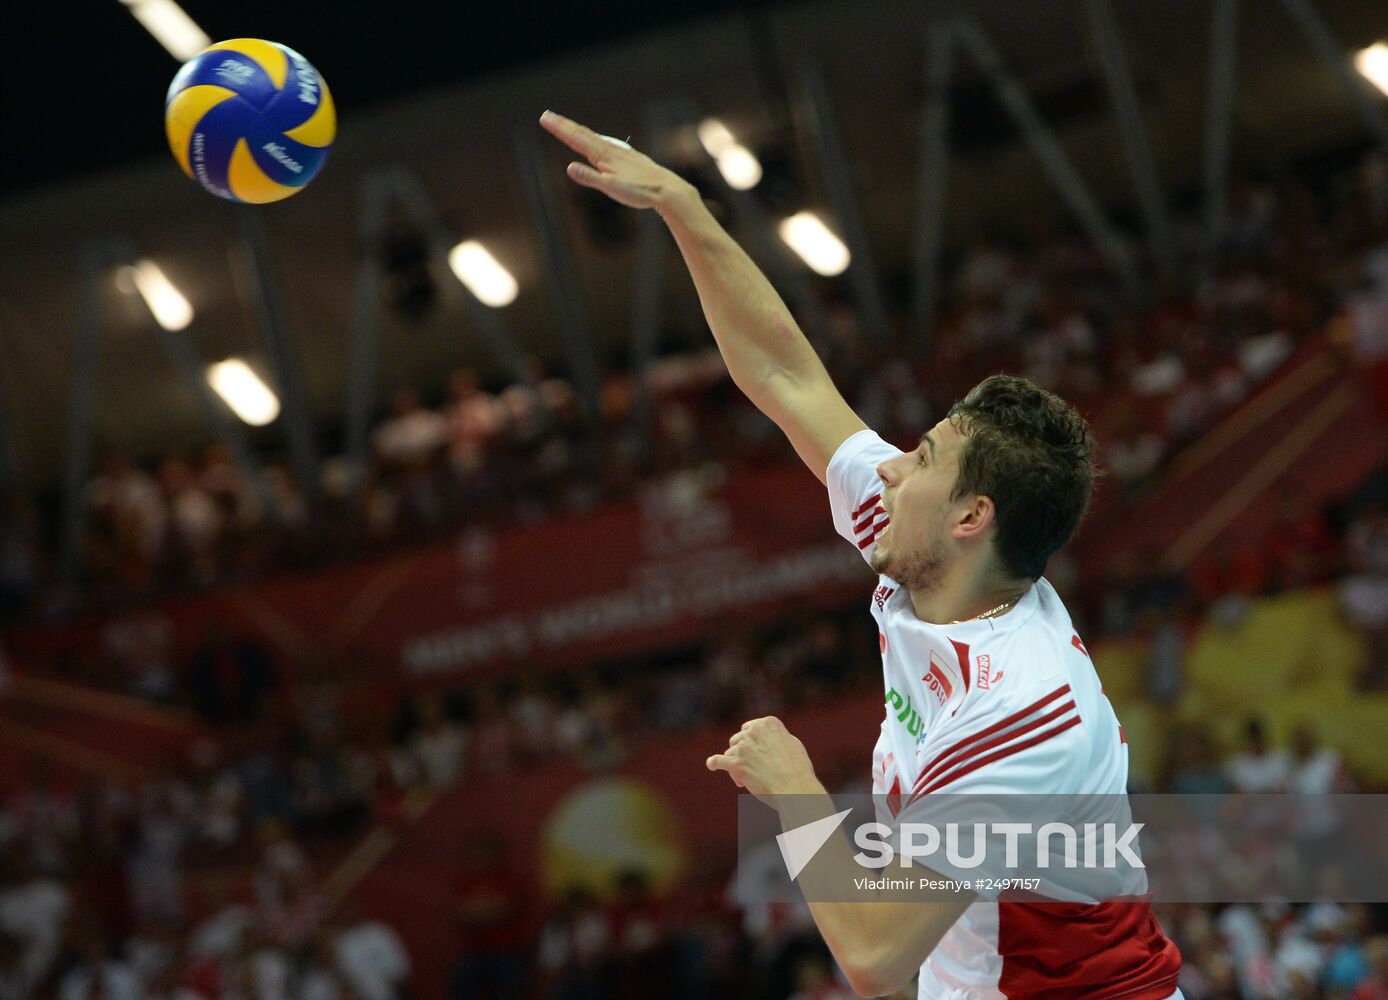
164, 39, 335, 204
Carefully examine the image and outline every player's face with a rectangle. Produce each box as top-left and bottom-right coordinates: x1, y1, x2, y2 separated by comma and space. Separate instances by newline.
870, 417, 966, 590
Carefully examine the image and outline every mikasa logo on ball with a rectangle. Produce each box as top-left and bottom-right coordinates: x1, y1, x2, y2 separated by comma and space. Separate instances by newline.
287, 50, 320, 105
261, 143, 304, 174
214, 59, 255, 85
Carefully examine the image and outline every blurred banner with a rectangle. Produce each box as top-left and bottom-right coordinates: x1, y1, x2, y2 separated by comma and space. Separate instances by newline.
7, 464, 870, 684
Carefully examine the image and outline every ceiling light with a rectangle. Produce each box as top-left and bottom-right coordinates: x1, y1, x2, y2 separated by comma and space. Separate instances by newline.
716, 146, 763, 191
778, 212, 851, 276
1355, 42, 1388, 98
207, 359, 280, 426
119, 259, 193, 331
697, 119, 737, 157
448, 240, 518, 308
698, 118, 763, 190
118, 0, 210, 61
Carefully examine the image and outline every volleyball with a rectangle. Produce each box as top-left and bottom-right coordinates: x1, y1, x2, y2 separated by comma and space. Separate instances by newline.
164, 39, 335, 204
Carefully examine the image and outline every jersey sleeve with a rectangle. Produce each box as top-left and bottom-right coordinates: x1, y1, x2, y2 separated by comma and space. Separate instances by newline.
825, 429, 903, 566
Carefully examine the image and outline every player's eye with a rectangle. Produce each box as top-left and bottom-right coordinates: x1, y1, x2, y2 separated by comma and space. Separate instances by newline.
918, 451, 929, 467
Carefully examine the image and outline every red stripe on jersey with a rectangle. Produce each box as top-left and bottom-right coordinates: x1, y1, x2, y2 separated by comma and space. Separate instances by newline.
912, 684, 1071, 791
854, 506, 884, 534
885, 773, 903, 819
910, 700, 1077, 798
950, 639, 971, 695
852, 493, 882, 518
995, 893, 1182, 1000
911, 698, 1077, 795
912, 714, 1081, 800
857, 516, 888, 549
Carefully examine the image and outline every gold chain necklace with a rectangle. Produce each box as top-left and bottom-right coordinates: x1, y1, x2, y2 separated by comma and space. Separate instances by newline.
949, 591, 1026, 625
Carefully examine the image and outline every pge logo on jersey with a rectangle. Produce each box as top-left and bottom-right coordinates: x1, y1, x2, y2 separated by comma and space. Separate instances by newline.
886, 686, 926, 743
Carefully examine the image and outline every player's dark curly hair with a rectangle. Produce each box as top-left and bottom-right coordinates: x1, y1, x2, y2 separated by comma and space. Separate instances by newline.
946, 374, 1100, 581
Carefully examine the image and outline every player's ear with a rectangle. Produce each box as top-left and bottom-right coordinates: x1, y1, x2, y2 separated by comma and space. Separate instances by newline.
954, 494, 996, 538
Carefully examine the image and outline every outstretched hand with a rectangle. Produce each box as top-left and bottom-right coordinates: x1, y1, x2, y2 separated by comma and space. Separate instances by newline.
538, 110, 695, 212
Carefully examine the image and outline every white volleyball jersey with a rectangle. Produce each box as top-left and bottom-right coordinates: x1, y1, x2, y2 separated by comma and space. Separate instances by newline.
827, 430, 1181, 1000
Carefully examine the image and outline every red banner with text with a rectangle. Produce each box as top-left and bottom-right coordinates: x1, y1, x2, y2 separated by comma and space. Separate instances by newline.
6, 464, 874, 685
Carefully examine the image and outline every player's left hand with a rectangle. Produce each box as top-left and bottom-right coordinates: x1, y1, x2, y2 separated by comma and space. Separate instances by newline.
707, 716, 820, 800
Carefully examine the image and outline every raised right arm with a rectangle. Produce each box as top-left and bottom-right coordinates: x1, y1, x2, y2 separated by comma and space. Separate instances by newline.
540, 111, 867, 484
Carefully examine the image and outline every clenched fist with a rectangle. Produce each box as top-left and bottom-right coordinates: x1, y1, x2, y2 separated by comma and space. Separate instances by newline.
706, 716, 821, 801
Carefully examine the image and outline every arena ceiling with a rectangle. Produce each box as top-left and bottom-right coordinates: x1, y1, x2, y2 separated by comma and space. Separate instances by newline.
3, 0, 1388, 486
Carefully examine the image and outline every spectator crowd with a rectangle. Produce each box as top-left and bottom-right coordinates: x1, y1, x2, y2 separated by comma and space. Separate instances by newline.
5, 141, 1388, 1000
1, 150, 1387, 621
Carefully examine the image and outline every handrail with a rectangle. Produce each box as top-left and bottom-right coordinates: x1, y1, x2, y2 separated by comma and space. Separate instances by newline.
5, 674, 204, 733
1167, 384, 1357, 567
1159, 349, 1337, 489
0, 717, 149, 783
